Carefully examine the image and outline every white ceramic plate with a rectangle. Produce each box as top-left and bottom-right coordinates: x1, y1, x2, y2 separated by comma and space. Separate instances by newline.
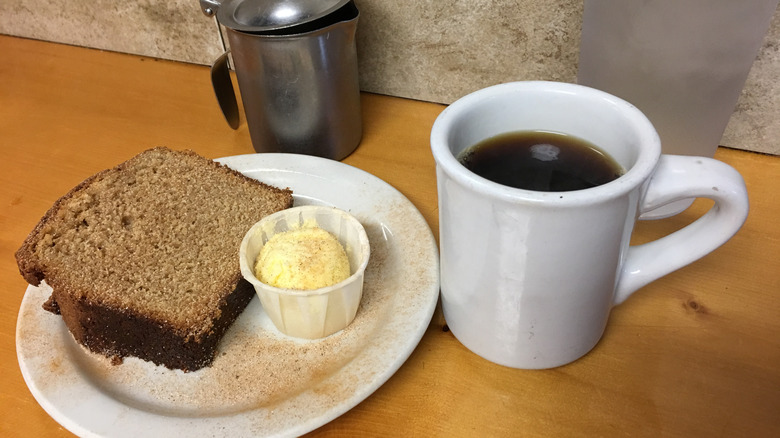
16, 153, 440, 438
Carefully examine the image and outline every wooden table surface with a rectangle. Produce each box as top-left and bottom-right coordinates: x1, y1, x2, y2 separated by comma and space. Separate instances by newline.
2, 35, 779, 437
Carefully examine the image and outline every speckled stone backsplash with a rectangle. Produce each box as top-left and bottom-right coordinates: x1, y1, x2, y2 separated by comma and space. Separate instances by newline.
1, 0, 778, 154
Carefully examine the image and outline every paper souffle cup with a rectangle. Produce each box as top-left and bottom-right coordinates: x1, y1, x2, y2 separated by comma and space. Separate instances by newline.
239, 205, 370, 339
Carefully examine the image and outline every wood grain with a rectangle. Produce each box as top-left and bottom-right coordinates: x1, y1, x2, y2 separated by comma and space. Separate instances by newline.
1, 35, 778, 437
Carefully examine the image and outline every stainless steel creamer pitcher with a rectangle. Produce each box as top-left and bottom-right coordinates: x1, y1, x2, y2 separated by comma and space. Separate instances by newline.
201, 0, 362, 160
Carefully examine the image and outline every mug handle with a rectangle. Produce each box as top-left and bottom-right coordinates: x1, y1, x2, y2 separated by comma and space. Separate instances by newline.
613, 155, 749, 305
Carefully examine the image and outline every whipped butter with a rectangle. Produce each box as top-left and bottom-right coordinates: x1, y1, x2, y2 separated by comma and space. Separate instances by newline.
240, 205, 370, 339
254, 226, 350, 290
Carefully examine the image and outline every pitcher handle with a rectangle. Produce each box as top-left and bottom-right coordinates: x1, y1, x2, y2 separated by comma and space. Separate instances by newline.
613, 155, 749, 305
210, 50, 240, 130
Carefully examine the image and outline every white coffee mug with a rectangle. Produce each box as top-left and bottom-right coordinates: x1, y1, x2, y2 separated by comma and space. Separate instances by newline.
430, 81, 749, 369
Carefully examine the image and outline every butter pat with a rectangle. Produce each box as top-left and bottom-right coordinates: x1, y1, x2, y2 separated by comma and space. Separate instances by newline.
254, 227, 350, 290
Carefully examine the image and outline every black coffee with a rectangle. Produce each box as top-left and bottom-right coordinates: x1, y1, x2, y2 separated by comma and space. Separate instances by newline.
457, 131, 623, 191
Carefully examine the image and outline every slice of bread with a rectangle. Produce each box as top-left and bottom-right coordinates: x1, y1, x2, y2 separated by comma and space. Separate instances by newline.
16, 147, 293, 371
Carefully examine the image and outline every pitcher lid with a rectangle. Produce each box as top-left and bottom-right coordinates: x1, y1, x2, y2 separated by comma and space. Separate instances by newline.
216, 0, 350, 33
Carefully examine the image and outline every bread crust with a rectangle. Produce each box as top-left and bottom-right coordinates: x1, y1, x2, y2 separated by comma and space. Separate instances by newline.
15, 147, 293, 371
45, 273, 255, 371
